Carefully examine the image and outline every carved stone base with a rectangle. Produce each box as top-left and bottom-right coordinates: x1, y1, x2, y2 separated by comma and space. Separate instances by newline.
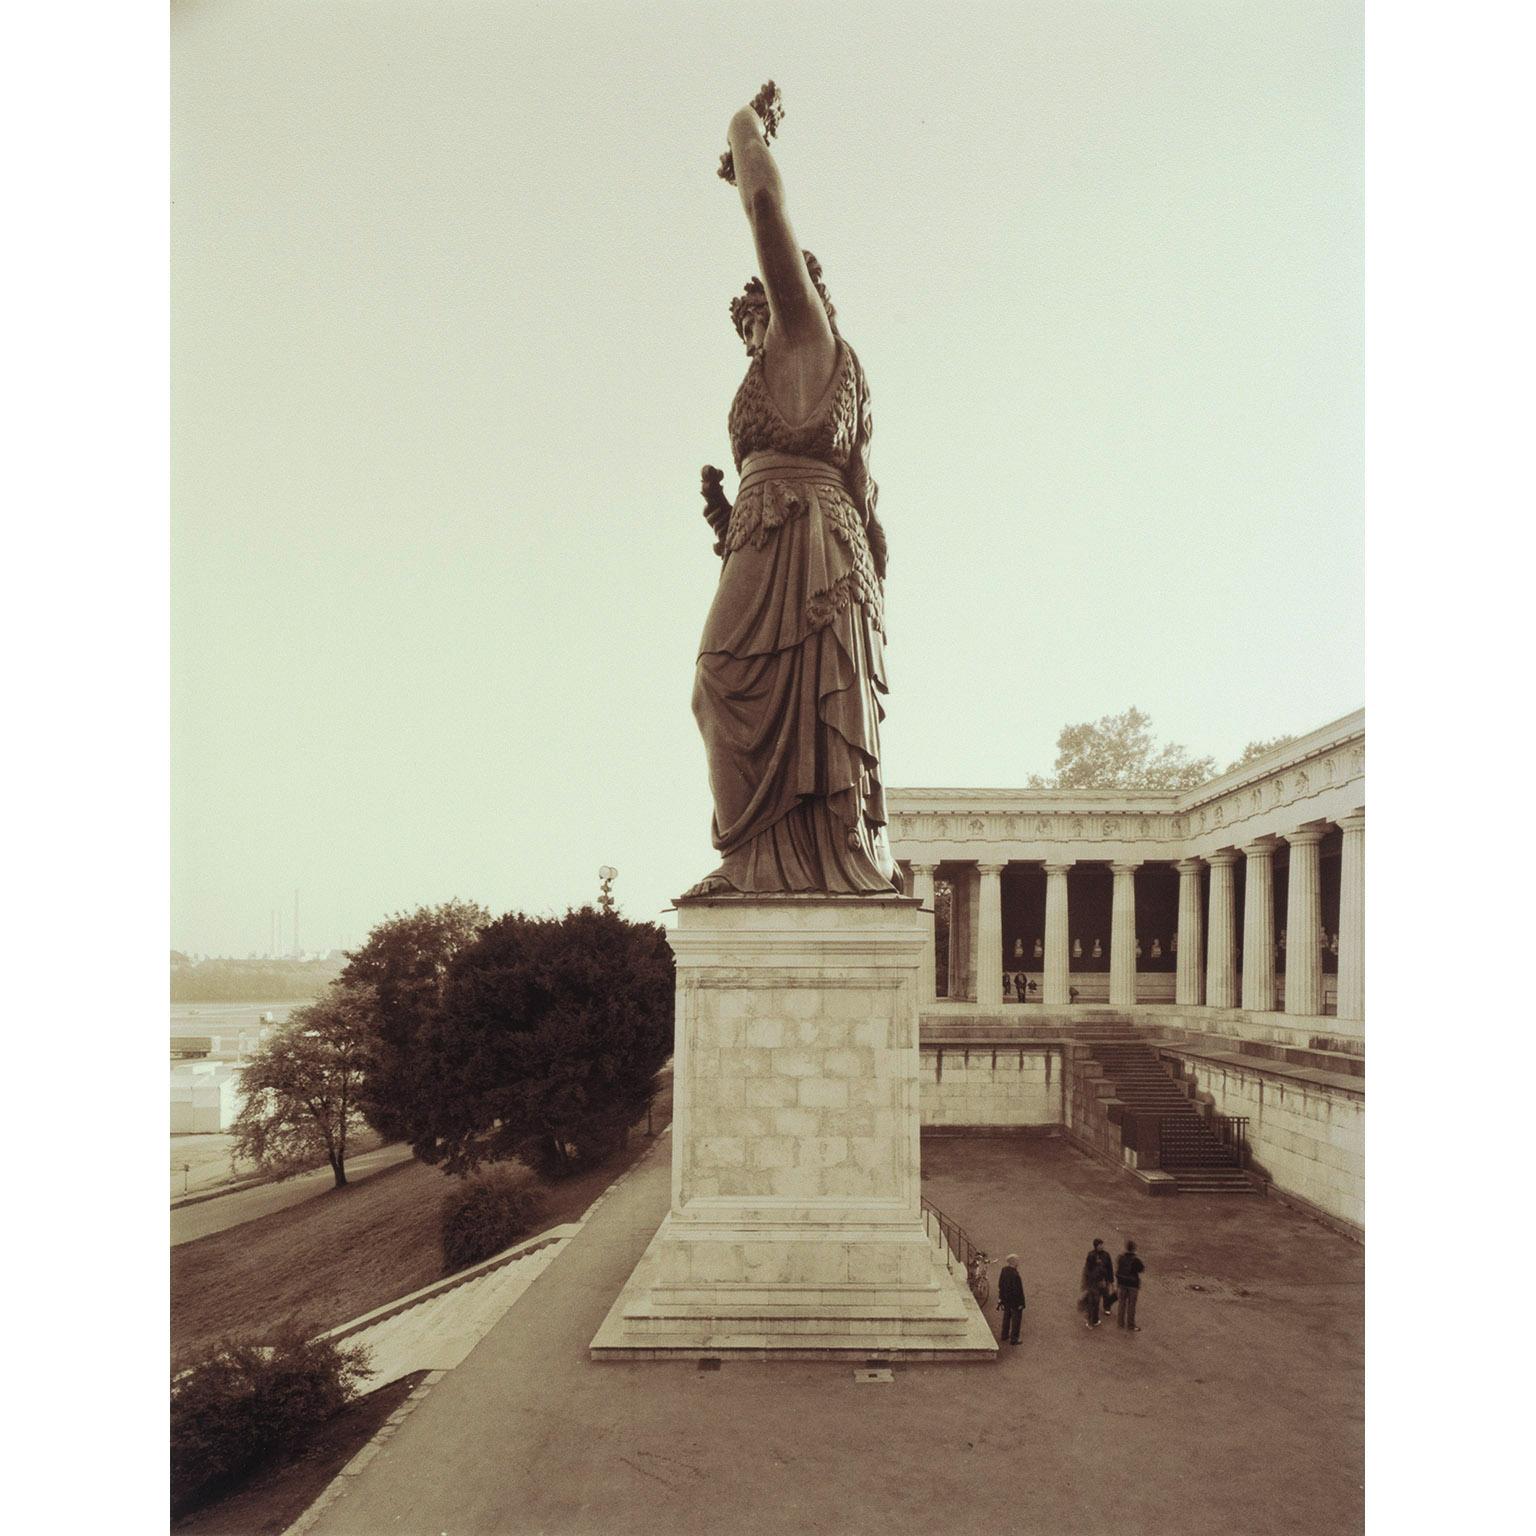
590, 897, 996, 1360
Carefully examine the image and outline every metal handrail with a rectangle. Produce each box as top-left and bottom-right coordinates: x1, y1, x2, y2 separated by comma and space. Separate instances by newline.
1212, 1115, 1250, 1169
920, 1195, 985, 1278
1157, 1112, 1249, 1169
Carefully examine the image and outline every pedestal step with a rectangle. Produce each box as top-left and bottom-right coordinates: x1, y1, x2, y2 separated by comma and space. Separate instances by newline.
592, 1214, 997, 1359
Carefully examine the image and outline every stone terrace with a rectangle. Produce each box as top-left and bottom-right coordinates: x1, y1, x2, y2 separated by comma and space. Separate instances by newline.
305, 1130, 1363, 1536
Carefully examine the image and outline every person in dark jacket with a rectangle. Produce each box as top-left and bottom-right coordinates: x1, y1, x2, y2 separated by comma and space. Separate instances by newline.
1081, 1238, 1114, 1327
1116, 1240, 1146, 1330
997, 1253, 1026, 1344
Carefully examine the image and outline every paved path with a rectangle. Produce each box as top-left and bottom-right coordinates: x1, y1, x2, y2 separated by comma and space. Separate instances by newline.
171, 1144, 416, 1247
306, 1131, 1362, 1536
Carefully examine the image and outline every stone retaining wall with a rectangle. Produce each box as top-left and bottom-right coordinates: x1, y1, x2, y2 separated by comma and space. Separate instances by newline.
1175, 1055, 1363, 1232
917, 1045, 1064, 1129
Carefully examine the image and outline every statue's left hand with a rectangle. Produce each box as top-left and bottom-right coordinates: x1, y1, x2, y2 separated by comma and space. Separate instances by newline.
701, 465, 733, 555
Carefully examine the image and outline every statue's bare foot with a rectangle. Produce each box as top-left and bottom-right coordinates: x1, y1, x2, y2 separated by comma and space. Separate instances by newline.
681, 873, 738, 900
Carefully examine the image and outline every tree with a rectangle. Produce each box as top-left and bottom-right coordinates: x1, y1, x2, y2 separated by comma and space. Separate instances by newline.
1027, 707, 1217, 791
340, 899, 491, 1140
1226, 734, 1297, 773
232, 984, 373, 1187
404, 906, 675, 1176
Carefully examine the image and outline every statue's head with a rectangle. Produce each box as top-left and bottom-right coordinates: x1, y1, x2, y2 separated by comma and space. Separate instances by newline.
731, 279, 770, 357
731, 250, 837, 355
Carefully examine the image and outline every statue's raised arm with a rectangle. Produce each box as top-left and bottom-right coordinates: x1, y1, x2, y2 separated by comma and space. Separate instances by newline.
726, 104, 835, 388
684, 85, 899, 901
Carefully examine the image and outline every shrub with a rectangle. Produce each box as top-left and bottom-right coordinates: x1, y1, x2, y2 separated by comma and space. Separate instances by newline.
170, 1326, 370, 1514
440, 1165, 546, 1272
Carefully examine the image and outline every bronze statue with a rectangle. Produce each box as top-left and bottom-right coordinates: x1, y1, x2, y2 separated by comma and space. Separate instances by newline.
685, 87, 900, 899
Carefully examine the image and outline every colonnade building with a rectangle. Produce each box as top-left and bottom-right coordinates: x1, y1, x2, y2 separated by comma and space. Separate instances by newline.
888, 709, 1365, 1235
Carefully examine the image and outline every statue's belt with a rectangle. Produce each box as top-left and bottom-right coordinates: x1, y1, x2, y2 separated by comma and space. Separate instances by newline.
736, 455, 847, 498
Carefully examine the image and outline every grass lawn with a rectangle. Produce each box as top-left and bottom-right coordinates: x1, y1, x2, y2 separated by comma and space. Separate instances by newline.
171, 1071, 672, 1362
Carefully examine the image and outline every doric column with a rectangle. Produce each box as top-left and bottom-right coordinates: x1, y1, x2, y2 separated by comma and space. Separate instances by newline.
1241, 840, 1277, 1012
1335, 811, 1364, 1020
1176, 859, 1205, 1006
977, 863, 1005, 1010
1109, 862, 1140, 1006
1205, 849, 1240, 1009
958, 866, 977, 1001
910, 862, 938, 1005
1284, 826, 1326, 1016
945, 866, 975, 1001
1043, 863, 1072, 1006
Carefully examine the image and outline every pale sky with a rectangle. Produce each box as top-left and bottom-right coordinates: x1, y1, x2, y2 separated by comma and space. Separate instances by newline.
171, 0, 1362, 956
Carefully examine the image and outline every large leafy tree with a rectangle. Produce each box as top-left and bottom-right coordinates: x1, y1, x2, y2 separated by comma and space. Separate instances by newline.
1226, 734, 1297, 773
408, 907, 675, 1176
1027, 707, 1217, 791
339, 899, 491, 1139
231, 985, 373, 1188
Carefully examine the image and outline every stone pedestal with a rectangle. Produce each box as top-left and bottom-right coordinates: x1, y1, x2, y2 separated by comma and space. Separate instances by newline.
590, 897, 996, 1360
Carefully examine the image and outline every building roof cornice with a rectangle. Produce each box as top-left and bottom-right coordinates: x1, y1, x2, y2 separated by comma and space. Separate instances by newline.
1171, 709, 1364, 812
889, 709, 1363, 817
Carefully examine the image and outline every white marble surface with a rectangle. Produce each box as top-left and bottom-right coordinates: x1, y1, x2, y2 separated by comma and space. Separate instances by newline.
592, 898, 995, 1359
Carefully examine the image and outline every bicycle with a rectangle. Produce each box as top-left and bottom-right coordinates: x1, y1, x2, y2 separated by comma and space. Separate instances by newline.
966, 1250, 991, 1308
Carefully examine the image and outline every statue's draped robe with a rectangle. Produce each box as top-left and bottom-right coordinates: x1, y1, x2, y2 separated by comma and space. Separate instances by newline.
692, 340, 897, 894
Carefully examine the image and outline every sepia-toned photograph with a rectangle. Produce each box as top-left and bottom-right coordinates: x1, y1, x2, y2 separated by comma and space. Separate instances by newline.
71, 0, 1507, 1530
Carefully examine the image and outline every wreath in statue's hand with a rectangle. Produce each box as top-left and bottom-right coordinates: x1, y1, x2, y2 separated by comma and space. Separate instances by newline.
717, 81, 784, 185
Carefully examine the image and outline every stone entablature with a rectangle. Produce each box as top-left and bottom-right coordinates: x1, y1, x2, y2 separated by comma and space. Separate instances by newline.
889, 710, 1363, 864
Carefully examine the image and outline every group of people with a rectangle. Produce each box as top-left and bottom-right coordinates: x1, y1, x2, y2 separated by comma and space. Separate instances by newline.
991, 1239, 1146, 1346
1079, 1238, 1145, 1330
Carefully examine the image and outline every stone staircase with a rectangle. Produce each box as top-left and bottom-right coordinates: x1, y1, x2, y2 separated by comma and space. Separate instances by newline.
1072, 1017, 1140, 1044
1087, 1041, 1258, 1195
321, 1230, 575, 1391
